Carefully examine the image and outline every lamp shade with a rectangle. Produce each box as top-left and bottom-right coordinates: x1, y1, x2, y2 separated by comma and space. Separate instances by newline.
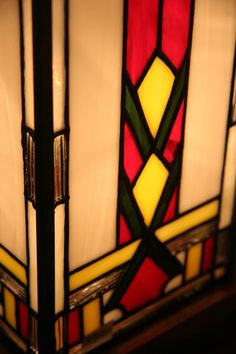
0, 0, 235, 353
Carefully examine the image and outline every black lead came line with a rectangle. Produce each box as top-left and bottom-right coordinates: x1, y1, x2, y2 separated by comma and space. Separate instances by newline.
32, 1, 55, 353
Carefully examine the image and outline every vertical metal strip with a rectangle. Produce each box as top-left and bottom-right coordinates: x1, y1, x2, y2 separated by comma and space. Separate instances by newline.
32, 1, 55, 353
18, 0, 31, 349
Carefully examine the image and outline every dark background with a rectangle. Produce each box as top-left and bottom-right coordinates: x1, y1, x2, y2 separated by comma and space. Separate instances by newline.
0, 311, 235, 354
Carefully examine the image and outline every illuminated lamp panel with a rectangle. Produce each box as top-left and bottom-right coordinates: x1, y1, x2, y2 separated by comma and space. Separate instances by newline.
61, 0, 235, 351
0, 0, 235, 352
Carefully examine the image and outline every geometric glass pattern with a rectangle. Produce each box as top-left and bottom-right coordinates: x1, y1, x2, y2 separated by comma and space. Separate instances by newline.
0, 1, 235, 353
138, 57, 175, 137
62, 2, 235, 352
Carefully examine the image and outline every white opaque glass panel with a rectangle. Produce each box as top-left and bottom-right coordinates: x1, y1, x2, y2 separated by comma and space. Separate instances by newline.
164, 275, 183, 293
52, 0, 65, 132
28, 202, 38, 312
104, 309, 123, 325
219, 126, 236, 229
179, 0, 236, 212
55, 204, 65, 313
22, 0, 34, 129
0, 0, 26, 263
69, 0, 123, 269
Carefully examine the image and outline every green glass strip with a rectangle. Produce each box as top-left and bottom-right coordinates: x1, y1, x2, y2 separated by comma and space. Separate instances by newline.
148, 235, 182, 276
125, 85, 151, 159
105, 240, 146, 311
150, 153, 180, 230
155, 59, 187, 151
119, 175, 144, 239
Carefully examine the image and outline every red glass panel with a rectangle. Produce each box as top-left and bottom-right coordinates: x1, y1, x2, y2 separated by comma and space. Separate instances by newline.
202, 237, 215, 272
127, 0, 159, 85
162, 0, 191, 68
163, 100, 185, 164
124, 122, 143, 182
19, 301, 28, 339
121, 257, 168, 311
163, 188, 178, 223
68, 308, 80, 346
119, 214, 132, 245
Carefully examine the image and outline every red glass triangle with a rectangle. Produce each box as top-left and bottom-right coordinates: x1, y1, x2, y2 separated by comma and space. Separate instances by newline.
119, 214, 132, 245
124, 121, 143, 183
121, 257, 168, 311
163, 188, 178, 223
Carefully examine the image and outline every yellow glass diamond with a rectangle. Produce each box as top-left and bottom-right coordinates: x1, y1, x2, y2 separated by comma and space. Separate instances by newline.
133, 154, 169, 226
138, 57, 175, 138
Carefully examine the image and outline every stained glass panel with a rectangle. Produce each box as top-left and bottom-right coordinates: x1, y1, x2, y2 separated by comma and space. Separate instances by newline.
0, 0, 235, 353
65, 1, 235, 350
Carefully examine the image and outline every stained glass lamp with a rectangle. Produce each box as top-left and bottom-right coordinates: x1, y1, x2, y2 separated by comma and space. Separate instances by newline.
0, 0, 235, 353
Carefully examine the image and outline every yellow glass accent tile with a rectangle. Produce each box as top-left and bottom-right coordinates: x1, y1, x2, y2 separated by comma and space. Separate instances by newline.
3, 288, 16, 329
185, 243, 202, 280
138, 57, 175, 137
83, 298, 100, 336
0, 247, 27, 285
155, 200, 219, 242
69, 240, 141, 291
133, 154, 168, 226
